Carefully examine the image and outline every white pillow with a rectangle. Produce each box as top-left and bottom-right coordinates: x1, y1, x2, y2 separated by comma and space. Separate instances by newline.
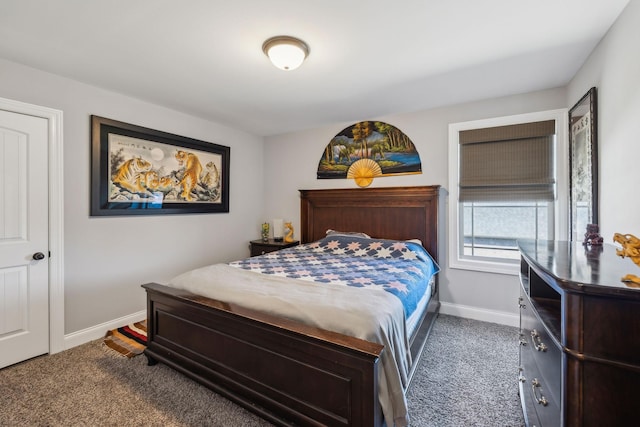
325, 229, 371, 239
405, 238, 423, 246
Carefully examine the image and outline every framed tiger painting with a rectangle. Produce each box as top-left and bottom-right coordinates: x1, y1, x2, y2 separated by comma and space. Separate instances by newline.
90, 115, 230, 216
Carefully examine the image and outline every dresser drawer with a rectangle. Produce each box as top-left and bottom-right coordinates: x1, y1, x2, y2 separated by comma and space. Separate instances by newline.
520, 292, 561, 426
522, 312, 562, 405
521, 342, 561, 426
519, 377, 540, 427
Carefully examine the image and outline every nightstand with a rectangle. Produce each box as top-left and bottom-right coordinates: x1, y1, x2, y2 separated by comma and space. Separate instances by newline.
250, 239, 299, 256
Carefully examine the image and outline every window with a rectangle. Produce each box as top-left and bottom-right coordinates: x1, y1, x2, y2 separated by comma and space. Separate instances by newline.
448, 110, 568, 275
462, 201, 553, 261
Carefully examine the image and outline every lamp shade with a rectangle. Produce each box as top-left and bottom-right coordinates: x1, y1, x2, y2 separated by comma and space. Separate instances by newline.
262, 36, 309, 71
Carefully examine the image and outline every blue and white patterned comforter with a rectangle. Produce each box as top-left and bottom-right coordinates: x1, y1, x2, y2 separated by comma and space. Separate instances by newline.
229, 235, 439, 318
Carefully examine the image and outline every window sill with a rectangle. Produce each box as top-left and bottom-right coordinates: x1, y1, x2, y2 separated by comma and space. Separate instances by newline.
449, 257, 519, 276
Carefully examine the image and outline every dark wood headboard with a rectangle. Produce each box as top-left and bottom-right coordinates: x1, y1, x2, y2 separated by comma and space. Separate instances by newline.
299, 186, 441, 262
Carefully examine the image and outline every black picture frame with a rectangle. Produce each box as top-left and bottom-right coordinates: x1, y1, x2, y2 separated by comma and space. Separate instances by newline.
568, 87, 598, 241
91, 115, 230, 216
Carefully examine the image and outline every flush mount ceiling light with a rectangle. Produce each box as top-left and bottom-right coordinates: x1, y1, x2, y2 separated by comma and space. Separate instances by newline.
262, 35, 309, 71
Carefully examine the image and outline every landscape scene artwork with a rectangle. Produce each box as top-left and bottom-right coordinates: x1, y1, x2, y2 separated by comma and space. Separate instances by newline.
317, 121, 421, 187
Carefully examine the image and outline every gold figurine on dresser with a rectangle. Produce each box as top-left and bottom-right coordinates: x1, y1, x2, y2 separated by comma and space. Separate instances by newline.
613, 233, 640, 285
517, 240, 640, 427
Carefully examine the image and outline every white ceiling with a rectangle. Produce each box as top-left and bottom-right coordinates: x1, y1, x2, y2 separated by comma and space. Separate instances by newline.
0, 0, 629, 136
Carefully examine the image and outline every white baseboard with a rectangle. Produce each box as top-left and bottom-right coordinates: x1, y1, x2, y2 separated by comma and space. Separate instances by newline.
439, 302, 519, 328
62, 310, 146, 352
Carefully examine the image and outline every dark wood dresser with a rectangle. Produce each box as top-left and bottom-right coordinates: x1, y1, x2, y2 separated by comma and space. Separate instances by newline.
518, 240, 640, 427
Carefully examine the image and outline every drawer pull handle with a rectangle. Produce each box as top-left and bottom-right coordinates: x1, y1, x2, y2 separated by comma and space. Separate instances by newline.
531, 378, 549, 406
531, 329, 548, 352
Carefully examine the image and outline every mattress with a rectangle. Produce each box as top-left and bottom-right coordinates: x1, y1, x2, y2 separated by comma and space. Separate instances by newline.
229, 234, 439, 325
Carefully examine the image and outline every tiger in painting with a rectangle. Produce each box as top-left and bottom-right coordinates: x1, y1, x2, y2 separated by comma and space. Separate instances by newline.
112, 157, 153, 194
139, 170, 159, 191
175, 150, 203, 201
157, 175, 179, 193
201, 161, 220, 189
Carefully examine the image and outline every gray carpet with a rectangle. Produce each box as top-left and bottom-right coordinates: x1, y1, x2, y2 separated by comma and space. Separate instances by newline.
0, 314, 524, 426
406, 315, 524, 426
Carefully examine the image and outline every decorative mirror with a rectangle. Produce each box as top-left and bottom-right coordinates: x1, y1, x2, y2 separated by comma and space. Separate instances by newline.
568, 87, 598, 241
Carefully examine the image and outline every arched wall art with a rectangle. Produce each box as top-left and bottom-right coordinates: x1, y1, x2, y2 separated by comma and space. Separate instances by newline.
316, 121, 422, 187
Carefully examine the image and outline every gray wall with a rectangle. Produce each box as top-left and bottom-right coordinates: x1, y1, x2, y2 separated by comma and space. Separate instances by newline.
568, 0, 640, 241
0, 58, 265, 334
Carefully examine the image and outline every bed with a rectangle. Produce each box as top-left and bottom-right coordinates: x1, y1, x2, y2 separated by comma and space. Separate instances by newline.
142, 185, 442, 426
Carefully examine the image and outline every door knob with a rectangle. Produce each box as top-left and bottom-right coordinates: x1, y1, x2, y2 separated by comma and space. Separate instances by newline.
32, 252, 46, 260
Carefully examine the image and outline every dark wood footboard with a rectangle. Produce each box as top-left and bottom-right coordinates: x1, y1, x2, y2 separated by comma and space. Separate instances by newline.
143, 282, 385, 427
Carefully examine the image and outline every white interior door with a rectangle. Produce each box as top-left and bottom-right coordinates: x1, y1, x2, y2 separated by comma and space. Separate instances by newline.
0, 109, 49, 369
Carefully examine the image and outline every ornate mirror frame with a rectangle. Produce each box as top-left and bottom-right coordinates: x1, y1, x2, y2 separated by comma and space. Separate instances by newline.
568, 87, 598, 241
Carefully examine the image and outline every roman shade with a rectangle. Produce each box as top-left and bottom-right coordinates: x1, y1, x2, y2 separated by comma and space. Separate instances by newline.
459, 120, 556, 202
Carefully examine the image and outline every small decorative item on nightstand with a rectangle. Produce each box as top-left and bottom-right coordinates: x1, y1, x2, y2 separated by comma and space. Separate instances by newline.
261, 222, 269, 242
284, 222, 295, 243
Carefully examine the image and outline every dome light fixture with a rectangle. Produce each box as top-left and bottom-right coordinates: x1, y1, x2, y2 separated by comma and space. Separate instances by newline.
262, 35, 309, 71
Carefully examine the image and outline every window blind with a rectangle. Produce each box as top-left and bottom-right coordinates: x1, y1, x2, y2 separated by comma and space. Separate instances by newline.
459, 120, 556, 202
